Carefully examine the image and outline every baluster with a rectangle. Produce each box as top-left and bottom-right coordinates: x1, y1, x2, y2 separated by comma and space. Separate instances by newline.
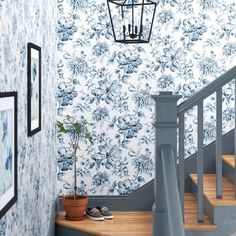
178, 113, 185, 221
216, 89, 222, 199
197, 101, 204, 222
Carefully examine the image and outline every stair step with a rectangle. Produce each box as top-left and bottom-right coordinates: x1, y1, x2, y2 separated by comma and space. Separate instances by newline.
56, 193, 217, 235
189, 174, 236, 206
222, 155, 235, 168
184, 193, 217, 231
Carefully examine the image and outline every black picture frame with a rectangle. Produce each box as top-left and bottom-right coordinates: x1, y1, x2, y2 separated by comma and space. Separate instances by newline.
0, 92, 17, 219
27, 42, 41, 136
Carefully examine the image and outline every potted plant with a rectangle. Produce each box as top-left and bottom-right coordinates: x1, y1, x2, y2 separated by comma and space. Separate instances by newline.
57, 115, 93, 220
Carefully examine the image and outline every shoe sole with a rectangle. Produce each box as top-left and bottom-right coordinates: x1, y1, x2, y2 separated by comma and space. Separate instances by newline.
103, 215, 114, 219
87, 215, 104, 221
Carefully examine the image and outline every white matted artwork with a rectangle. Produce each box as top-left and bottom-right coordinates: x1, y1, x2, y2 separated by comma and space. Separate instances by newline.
27, 43, 41, 136
0, 92, 17, 218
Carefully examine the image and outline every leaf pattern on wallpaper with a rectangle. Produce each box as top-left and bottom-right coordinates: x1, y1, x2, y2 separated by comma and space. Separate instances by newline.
57, 0, 236, 196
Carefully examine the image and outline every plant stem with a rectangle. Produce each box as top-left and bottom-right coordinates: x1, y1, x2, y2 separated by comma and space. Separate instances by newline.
73, 142, 78, 200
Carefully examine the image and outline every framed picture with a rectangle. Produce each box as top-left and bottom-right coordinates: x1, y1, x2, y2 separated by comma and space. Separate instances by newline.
0, 92, 17, 219
27, 42, 41, 136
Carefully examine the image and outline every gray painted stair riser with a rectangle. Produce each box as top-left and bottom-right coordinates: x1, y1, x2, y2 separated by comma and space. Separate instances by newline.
223, 160, 234, 185
185, 230, 225, 236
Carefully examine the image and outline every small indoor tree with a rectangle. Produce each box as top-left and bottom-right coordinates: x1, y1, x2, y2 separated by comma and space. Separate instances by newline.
57, 115, 93, 220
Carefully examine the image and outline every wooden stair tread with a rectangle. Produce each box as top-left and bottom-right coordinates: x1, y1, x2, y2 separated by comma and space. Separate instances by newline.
56, 193, 217, 235
222, 155, 235, 168
190, 174, 236, 206
184, 193, 217, 231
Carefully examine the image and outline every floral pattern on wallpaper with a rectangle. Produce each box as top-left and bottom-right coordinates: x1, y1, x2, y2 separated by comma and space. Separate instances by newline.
57, 0, 236, 196
0, 0, 57, 236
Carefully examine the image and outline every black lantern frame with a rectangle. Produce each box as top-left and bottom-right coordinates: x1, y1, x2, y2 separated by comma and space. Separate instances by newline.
107, 0, 157, 44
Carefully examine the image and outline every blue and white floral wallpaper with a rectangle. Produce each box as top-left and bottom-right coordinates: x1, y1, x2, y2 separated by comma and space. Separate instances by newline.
57, 0, 236, 196
0, 0, 57, 236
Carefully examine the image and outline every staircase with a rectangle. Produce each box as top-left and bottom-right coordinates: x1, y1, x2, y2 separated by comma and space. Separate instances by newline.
152, 66, 236, 236
55, 66, 236, 236
188, 156, 236, 236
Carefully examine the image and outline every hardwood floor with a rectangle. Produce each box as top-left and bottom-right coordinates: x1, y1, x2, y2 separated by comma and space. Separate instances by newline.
57, 211, 152, 236
56, 193, 217, 236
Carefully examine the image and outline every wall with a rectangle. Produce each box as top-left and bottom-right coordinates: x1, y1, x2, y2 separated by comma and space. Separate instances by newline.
0, 0, 57, 235
57, 0, 236, 196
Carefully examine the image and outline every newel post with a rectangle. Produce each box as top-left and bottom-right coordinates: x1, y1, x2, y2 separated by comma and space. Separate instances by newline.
151, 92, 181, 236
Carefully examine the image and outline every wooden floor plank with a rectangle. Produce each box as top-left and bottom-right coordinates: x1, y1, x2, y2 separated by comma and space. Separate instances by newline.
56, 193, 217, 235
190, 173, 236, 206
222, 155, 235, 168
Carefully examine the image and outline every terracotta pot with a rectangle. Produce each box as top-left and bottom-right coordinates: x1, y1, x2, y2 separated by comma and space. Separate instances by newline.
62, 195, 88, 221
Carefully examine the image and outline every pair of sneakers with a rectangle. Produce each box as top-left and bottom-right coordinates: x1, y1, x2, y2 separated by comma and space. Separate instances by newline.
86, 206, 113, 221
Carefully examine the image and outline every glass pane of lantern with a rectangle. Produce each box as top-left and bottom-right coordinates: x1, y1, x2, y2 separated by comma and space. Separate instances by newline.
141, 3, 156, 42
107, 1, 124, 41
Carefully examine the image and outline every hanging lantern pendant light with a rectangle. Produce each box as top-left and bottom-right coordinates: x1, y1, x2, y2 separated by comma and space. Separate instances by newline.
107, 0, 157, 44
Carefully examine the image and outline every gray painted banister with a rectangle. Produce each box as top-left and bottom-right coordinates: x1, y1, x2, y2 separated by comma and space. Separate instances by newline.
161, 144, 185, 236
177, 66, 236, 115
152, 92, 181, 236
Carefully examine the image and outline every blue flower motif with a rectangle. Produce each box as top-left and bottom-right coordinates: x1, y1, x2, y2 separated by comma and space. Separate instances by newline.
57, 82, 78, 107
92, 42, 108, 56
91, 79, 122, 104
158, 10, 173, 24
203, 121, 216, 144
223, 107, 234, 122
117, 49, 142, 74
199, 56, 218, 75
70, 0, 88, 10
158, 74, 174, 89
92, 107, 109, 121
179, 81, 198, 99
223, 43, 236, 56
157, 47, 186, 72
116, 179, 140, 195
182, 17, 207, 42
90, 142, 122, 169
89, 15, 112, 39
57, 17, 77, 41
117, 114, 142, 139
154, 0, 178, 7
92, 172, 109, 187
57, 147, 73, 172
68, 56, 89, 76
132, 89, 151, 109
200, 0, 218, 10
132, 151, 153, 175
